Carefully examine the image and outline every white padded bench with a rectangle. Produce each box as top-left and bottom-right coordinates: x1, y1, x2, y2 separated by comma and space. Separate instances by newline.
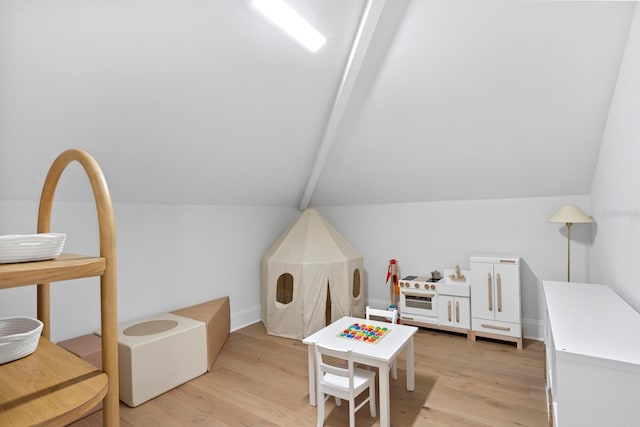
109, 312, 207, 407
85, 297, 229, 408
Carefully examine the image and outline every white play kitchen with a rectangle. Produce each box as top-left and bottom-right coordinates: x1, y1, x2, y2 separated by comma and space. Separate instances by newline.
400, 256, 522, 349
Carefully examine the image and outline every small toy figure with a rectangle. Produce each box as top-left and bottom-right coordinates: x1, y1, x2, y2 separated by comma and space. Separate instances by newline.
386, 259, 399, 308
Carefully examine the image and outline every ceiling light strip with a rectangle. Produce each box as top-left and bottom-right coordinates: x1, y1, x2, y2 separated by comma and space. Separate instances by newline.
249, 0, 327, 52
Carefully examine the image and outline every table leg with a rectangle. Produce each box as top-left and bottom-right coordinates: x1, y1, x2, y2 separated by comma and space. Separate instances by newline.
406, 336, 415, 391
379, 362, 390, 427
307, 345, 317, 406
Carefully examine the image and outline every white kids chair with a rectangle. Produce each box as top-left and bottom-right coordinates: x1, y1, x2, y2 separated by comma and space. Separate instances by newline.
365, 306, 398, 380
314, 343, 377, 427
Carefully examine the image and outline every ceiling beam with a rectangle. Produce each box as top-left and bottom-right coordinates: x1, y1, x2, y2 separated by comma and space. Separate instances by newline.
298, 0, 411, 209
298, 0, 387, 210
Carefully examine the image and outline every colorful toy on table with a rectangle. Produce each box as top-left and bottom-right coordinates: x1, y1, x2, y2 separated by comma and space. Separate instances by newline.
337, 322, 390, 344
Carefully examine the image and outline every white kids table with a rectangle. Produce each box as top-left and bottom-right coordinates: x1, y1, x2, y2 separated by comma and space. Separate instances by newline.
302, 316, 418, 427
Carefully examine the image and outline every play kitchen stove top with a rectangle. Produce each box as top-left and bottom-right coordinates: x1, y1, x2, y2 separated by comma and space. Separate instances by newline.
398, 275, 442, 325
399, 275, 441, 290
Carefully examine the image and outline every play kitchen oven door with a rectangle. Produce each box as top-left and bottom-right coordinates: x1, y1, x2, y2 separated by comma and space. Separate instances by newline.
400, 289, 438, 324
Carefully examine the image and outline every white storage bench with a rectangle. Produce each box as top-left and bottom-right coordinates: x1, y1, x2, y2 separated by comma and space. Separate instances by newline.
101, 312, 208, 407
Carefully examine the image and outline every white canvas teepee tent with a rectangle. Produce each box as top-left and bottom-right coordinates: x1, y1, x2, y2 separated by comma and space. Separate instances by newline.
261, 208, 365, 339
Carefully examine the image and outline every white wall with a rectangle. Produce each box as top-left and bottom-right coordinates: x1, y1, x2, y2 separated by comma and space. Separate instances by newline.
591, 5, 640, 311
0, 200, 298, 342
318, 194, 592, 340
2, 195, 591, 342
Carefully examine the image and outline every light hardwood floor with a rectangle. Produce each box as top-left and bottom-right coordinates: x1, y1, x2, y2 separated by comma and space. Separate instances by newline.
71, 322, 548, 426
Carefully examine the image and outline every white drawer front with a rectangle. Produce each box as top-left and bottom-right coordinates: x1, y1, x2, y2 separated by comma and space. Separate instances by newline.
472, 318, 521, 338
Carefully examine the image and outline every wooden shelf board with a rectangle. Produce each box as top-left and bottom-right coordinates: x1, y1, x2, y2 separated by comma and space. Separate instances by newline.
0, 253, 105, 289
0, 337, 107, 426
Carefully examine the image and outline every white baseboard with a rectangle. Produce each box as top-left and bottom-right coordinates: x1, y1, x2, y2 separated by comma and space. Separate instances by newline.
231, 304, 262, 332
367, 298, 396, 310
237, 302, 545, 342
233, 300, 399, 333
368, 299, 545, 341
522, 318, 544, 341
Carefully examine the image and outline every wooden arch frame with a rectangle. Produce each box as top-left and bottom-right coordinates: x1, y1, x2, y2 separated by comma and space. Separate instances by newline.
36, 149, 119, 426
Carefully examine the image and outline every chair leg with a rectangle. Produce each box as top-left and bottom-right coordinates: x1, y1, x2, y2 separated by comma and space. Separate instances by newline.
391, 361, 398, 380
317, 393, 325, 427
369, 383, 377, 417
349, 399, 356, 427
335, 397, 342, 406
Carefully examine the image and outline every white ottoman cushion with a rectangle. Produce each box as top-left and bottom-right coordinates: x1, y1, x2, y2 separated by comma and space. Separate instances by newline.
111, 312, 207, 407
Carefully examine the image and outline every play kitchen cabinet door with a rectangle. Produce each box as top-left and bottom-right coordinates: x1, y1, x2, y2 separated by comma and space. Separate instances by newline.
437, 295, 470, 329
470, 256, 522, 348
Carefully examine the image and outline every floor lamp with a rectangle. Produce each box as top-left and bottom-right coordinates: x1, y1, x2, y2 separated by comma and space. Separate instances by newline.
548, 205, 593, 282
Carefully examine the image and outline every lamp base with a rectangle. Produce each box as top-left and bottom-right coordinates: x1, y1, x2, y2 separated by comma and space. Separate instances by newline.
566, 222, 572, 282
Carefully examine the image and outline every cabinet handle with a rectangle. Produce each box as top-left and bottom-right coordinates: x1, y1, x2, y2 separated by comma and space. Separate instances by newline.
488, 273, 493, 311
404, 291, 435, 298
481, 323, 510, 331
497, 273, 502, 313
448, 300, 452, 322
455, 301, 460, 323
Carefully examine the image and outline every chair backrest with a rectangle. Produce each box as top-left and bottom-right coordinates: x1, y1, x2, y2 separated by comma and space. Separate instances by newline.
314, 343, 355, 392
366, 306, 398, 324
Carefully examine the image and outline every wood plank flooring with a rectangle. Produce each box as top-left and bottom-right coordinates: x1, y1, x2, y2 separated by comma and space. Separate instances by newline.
70, 322, 548, 426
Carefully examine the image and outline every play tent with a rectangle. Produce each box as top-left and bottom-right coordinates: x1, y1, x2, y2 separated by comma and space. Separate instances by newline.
261, 208, 365, 339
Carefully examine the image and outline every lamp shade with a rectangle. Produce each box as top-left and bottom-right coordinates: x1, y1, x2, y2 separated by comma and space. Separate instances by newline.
548, 205, 593, 224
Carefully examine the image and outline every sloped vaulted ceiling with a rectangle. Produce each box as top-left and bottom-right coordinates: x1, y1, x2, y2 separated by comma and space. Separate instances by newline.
308, 0, 637, 206
0, 0, 636, 207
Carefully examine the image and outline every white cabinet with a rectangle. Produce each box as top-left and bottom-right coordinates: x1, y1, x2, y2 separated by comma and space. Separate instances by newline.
470, 256, 522, 349
438, 295, 470, 329
438, 268, 471, 331
543, 281, 640, 427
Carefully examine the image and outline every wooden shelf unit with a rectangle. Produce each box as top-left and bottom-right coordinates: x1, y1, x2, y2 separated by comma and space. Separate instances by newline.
0, 254, 105, 288
0, 149, 119, 426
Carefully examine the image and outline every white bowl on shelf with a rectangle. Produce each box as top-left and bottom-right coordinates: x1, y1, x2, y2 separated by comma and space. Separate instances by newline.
0, 233, 66, 264
0, 316, 44, 364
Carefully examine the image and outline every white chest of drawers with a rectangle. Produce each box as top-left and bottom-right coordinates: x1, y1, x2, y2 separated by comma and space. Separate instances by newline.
543, 280, 640, 427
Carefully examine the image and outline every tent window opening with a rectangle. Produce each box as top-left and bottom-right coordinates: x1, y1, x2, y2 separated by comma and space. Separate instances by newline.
276, 273, 294, 304
325, 282, 331, 326
353, 269, 361, 298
